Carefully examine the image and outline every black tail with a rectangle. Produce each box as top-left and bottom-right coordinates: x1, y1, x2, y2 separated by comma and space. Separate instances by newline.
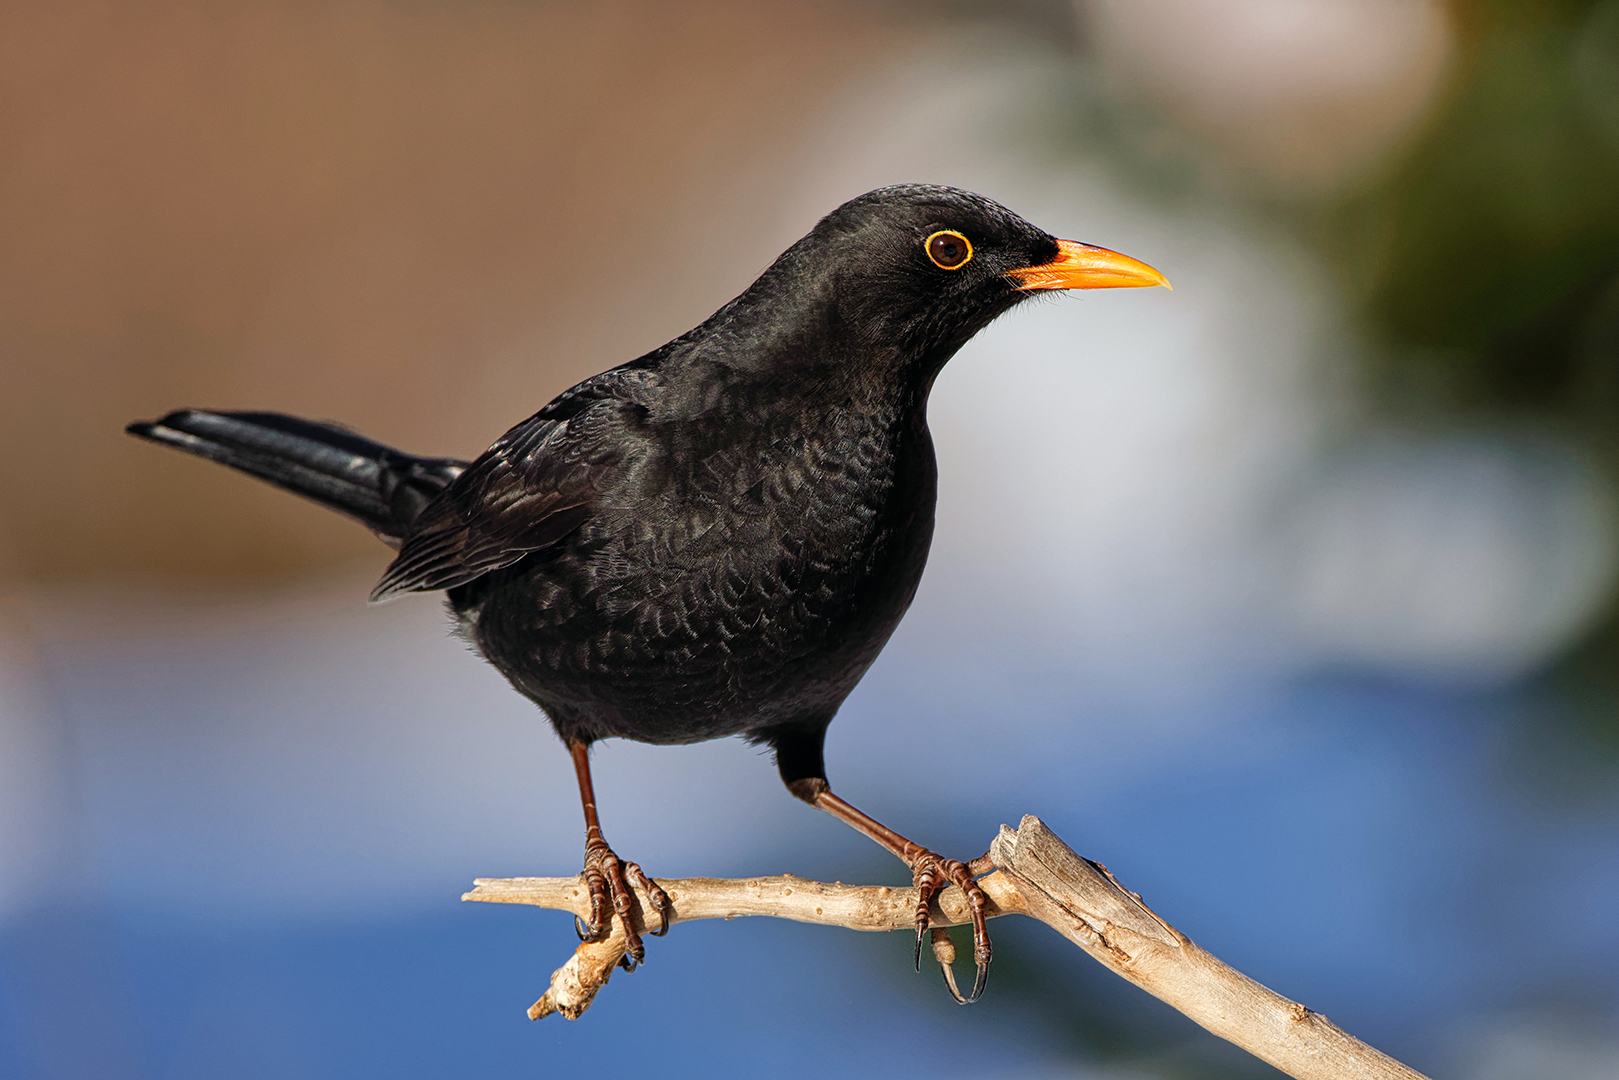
127, 410, 467, 545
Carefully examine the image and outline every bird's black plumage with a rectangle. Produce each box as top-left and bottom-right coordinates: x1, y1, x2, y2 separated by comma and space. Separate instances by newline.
379, 188, 1056, 750
128, 184, 1168, 999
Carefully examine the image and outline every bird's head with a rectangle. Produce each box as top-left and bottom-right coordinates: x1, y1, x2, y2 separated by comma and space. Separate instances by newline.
716, 185, 1169, 388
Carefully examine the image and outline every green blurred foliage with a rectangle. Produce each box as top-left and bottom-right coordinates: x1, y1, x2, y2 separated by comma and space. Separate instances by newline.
1322, 0, 1619, 734
1327, 0, 1619, 431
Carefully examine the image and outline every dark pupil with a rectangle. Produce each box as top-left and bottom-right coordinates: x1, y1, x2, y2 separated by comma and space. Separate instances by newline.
931, 234, 965, 267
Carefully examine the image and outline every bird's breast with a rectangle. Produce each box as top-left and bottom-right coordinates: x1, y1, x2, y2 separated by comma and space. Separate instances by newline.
469, 407, 937, 742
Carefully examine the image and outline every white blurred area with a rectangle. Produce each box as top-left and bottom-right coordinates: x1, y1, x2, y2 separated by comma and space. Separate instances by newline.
1460, 1015, 1619, 1080
0, 625, 72, 922
3, 21, 1614, 933
1084, 0, 1455, 192
1279, 437, 1617, 680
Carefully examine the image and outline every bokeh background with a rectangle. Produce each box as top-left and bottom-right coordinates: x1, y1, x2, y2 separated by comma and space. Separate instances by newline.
4, 1, 1618, 1076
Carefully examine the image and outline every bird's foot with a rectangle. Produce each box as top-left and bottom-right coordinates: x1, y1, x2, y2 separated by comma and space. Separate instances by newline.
909, 849, 992, 1003
575, 834, 671, 971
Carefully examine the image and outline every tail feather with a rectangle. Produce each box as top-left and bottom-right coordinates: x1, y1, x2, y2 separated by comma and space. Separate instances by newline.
127, 409, 466, 543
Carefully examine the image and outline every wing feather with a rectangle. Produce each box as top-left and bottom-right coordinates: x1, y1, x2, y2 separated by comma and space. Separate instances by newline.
369, 371, 653, 601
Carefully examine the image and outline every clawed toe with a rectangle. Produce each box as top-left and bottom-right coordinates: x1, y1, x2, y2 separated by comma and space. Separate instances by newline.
911, 850, 992, 1004
804, 788, 994, 1003
622, 858, 672, 937
579, 835, 670, 969
929, 927, 989, 1004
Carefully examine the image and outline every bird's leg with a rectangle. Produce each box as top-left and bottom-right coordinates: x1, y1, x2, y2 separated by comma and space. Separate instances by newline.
790, 777, 993, 1003
773, 726, 992, 1001
568, 738, 671, 970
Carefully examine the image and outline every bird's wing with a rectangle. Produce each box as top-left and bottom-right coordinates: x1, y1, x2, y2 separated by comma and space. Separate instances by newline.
369, 370, 653, 601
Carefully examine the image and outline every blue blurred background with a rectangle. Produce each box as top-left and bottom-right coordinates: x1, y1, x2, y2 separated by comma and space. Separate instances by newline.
3, 1, 1618, 1076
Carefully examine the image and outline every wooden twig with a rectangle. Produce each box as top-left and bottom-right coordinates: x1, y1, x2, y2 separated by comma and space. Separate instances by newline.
463, 815, 1430, 1080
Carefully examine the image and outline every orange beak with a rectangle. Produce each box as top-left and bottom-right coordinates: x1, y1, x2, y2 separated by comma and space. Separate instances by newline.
1008, 239, 1171, 292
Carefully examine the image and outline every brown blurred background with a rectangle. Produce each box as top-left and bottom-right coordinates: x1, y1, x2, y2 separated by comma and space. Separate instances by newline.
0, 0, 907, 585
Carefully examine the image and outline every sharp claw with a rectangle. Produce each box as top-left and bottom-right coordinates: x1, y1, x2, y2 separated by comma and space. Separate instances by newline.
910, 851, 994, 1002
969, 960, 989, 1003
913, 866, 938, 973
648, 885, 673, 937
930, 927, 966, 1004
930, 926, 983, 1005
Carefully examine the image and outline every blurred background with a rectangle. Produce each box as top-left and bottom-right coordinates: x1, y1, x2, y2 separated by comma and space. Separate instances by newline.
3, 0, 1618, 1076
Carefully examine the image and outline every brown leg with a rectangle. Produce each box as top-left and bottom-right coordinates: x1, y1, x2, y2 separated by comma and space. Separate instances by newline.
569, 738, 671, 969
792, 778, 992, 1003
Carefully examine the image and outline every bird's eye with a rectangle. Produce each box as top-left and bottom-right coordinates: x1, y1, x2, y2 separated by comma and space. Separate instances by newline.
925, 230, 973, 270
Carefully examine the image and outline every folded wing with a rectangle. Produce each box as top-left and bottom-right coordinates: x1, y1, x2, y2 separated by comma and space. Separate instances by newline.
370, 374, 652, 602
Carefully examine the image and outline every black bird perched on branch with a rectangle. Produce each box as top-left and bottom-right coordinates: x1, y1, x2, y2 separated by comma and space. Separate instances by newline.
128, 185, 1168, 1003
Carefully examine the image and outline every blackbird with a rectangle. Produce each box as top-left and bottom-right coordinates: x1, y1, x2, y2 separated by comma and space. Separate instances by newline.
128, 184, 1168, 1002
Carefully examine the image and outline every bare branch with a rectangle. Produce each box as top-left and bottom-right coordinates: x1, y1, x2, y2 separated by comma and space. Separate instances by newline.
463, 815, 1429, 1080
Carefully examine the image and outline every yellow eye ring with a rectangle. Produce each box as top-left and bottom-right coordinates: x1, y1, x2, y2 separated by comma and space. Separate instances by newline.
925, 230, 973, 270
